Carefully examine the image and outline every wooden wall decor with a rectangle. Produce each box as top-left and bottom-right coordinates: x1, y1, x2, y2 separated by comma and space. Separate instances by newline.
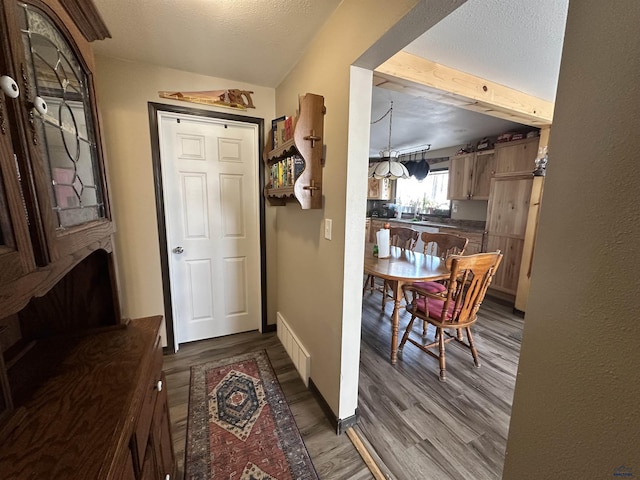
159, 89, 256, 110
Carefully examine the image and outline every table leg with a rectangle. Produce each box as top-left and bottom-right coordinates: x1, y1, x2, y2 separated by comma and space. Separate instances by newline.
390, 280, 402, 364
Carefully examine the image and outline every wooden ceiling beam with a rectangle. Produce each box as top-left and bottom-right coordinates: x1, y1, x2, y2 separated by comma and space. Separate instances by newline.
374, 51, 553, 127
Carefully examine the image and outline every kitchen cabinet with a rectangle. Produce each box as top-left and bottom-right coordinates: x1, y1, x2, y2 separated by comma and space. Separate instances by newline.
448, 153, 473, 200
448, 150, 496, 200
367, 177, 392, 200
494, 137, 539, 174
471, 150, 497, 200
485, 173, 533, 296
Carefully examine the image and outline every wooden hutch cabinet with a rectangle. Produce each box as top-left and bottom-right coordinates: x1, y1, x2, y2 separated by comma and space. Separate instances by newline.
264, 93, 324, 209
0, 1, 175, 478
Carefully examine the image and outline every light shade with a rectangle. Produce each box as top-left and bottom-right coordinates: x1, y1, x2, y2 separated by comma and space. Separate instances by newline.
370, 158, 410, 180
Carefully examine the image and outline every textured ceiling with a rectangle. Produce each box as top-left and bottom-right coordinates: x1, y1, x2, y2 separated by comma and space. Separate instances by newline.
91, 0, 343, 87
90, 0, 569, 157
370, 0, 569, 157
405, 0, 568, 103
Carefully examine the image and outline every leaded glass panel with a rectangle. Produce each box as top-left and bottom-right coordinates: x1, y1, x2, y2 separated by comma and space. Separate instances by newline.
19, 3, 104, 229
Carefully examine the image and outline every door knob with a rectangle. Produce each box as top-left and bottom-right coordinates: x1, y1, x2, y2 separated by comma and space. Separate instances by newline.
172, 246, 184, 254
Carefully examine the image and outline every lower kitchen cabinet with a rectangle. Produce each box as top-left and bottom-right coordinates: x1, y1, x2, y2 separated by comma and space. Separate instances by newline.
484, 234, 526, 295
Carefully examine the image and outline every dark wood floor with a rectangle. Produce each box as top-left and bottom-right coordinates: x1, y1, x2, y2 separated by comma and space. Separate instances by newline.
356, 289, 523, 479
164, 288, 523, 479
163, 328, 371, 480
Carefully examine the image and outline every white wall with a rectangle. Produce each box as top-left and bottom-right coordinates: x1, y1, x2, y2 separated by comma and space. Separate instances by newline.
503, 1, 640, 476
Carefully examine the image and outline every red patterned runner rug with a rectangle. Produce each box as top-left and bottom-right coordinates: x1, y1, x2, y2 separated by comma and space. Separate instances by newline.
185, 350, 319, 479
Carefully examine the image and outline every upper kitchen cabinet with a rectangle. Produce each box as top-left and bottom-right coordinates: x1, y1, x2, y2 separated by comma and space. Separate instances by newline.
494, 137, 539, 174
448, 150, 496, 201
0, 0, 112, 276
447, 152, 473, 200
367, 177, 392, 200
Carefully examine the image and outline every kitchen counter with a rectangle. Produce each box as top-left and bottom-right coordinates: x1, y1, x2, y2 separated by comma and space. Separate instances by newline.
368, 217, 486, 233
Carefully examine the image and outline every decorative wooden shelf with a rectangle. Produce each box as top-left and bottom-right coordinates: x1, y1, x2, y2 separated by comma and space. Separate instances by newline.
264, 93, 325, 209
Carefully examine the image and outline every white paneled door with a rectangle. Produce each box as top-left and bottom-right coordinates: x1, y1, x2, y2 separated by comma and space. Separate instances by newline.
158, 112, 261, 347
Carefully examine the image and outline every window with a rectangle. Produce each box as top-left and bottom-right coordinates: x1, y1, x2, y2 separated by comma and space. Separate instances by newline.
396, 169, 450, 216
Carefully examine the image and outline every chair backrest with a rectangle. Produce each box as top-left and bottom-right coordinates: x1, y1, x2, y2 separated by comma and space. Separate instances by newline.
389, 226, 419, 251
421, 231, 469, 259
440, 251, 503, 324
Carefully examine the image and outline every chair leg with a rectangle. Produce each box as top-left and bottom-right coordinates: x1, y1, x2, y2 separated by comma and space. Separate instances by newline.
381, 280, 388, 311
398, 315, 417, 359
466, 327, 481, 368
422, 320, 428, 338
437, 327, 447, 382
363, 274, 376, 295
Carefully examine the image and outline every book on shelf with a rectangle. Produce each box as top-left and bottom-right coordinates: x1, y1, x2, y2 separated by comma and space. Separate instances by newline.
271, 115, 285, 149
284, 116, 294, 143
269, 156, 304, 190
293, 155, 304, 179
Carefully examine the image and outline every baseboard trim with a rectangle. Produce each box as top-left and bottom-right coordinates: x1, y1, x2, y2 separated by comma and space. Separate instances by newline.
308, 378, 359, 435
263, 323, 276, 333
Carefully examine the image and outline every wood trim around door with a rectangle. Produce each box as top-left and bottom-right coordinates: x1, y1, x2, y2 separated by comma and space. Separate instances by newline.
147, 102, 268, 353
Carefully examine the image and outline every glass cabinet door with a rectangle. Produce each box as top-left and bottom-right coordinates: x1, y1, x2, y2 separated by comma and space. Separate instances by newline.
0, 80, 34, 285
18, 2, 106, 230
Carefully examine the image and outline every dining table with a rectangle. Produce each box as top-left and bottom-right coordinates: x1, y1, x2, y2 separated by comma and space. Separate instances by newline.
363, 244, 450, 364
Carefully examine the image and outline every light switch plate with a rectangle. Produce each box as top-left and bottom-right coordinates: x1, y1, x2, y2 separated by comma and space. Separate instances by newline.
324, 218, 332, 240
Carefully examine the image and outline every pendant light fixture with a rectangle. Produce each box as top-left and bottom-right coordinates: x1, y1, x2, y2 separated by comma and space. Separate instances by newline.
369, 101, 410, 180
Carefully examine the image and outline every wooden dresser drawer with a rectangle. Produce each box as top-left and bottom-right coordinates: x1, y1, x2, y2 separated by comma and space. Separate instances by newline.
132, 335, 163, 472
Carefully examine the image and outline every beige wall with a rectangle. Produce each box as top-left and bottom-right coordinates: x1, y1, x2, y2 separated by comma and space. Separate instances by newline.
503, 0, 640, 477
272, 0, 466, 418
93, 57, 276, 344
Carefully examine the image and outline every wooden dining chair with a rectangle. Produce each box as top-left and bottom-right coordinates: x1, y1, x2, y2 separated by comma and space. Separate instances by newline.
420, 231, 468, 259
411, 232, 469, 334
376, 226, 420, 310
399, 251, 503, 381
389, 226, 420, 251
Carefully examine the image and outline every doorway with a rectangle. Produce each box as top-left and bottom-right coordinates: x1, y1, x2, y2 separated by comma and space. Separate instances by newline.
148, 103, 267, 352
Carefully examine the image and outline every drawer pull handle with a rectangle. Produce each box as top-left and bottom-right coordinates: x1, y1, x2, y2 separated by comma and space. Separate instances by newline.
165, 475, 171, 480
0, 75, 19, 98
156, 380, 163, 392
